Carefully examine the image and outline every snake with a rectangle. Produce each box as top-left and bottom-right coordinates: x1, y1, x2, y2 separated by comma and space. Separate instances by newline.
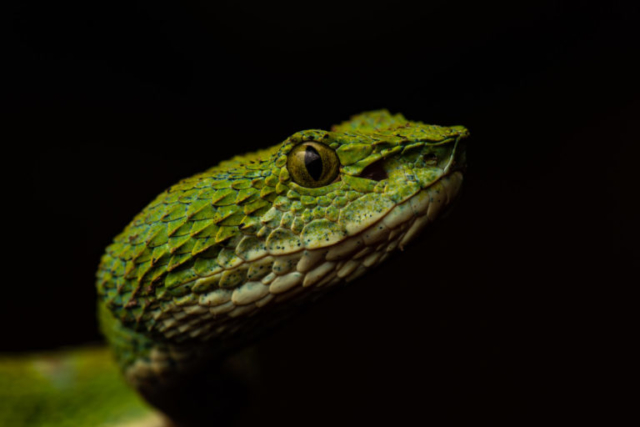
0, 110, 468, 426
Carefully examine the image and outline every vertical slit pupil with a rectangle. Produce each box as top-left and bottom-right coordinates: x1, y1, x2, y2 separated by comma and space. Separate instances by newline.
304, 146, 323, 181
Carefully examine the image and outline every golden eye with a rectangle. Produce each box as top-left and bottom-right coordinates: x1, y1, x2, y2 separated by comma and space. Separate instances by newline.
287, 142, 340, 188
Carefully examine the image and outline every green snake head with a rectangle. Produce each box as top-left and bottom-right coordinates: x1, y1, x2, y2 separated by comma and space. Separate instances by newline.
96, 110, 468, 388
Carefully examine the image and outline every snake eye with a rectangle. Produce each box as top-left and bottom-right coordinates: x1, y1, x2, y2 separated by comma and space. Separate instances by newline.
287, 142, 340, 188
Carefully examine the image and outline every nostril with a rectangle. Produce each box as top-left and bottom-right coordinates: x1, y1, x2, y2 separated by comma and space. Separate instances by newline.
424, 153, 438, 166
359, 161, 388, 181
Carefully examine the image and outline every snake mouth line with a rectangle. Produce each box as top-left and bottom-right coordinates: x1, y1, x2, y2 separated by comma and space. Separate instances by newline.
359, 170, 463, 252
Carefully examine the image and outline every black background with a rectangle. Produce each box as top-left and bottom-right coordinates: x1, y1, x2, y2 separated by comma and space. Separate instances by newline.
6, 0, 638, 424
